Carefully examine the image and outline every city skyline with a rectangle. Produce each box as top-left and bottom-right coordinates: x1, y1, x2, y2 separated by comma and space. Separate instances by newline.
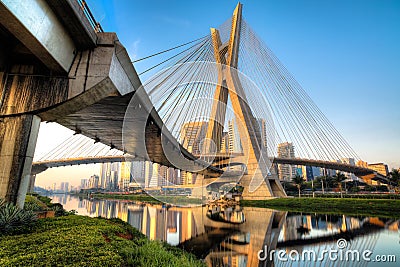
35, 126, 391, 189
34, 117, 397, 188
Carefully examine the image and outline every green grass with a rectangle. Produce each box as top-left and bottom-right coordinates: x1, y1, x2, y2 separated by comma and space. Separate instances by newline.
241, 197, 400, 218
297, 193, 400, 200
92, 194, 203, 206
0, 215, 205, 267
93, 194, 162, 204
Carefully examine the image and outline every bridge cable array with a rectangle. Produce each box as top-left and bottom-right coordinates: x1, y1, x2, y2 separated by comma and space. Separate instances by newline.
132, 35, 209, 64
37, 16, 361, 166
35, 134, 124, 162
132, 16, 360, 163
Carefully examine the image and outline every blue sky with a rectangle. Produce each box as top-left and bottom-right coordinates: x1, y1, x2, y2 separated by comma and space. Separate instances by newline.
85, 0, 399, 167
36, 0, 400, 187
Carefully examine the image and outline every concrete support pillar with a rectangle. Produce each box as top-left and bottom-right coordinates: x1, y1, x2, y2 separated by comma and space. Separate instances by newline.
0, 115, 40, 207
191, 173, 206, 200
27, 174, 36, 193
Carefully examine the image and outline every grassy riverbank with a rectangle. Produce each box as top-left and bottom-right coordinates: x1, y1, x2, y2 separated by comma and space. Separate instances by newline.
92, 193, 161, 204
241, 197, 400, 218
0, 215, 204, 267
92, 193, 203, 206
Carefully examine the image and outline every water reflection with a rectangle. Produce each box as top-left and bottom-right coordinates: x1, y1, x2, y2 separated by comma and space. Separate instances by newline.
207, 204, 246, 224
51, 195, 400, 267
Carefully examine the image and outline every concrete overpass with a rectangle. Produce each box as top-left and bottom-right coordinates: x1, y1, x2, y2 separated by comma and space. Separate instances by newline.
0, 0, 220, 206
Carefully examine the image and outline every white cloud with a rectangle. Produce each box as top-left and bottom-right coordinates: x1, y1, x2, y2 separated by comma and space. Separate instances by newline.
129, 39, 141, 61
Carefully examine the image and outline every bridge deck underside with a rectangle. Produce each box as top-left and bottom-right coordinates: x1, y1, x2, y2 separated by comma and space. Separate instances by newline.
53, 91, 221, 177
55, 92, 132, 150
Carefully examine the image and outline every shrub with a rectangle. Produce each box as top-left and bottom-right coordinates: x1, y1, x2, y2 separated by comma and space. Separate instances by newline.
24, 195, 49, 212
51, 203, 77, 216
25, 195, 76, 217
0, 200, 37, 235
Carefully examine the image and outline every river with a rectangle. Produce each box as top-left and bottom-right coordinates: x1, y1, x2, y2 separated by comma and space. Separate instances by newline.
50, 194, 400, 267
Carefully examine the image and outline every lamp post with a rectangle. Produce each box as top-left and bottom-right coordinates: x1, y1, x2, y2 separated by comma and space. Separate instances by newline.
312, 179, 315, 198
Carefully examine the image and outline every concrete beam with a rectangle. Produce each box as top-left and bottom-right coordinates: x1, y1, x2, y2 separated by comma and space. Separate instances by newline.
39, 33, 140, 121
0, 0, 76, 73
45, 0, 97, 49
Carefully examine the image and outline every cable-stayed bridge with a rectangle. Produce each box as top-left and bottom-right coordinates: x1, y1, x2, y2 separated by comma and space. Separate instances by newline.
0, 1, 384, 206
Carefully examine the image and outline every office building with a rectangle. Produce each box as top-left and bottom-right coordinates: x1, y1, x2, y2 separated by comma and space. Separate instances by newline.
277, 142, 296, 180
368, 163, 389, 176
80, 179, 88, 190
88, 175, 99, 189
119, 162, 132, 190
228, 119, 242, 153
180, 121, 208, 154
220, 131, 229, 153
340, 158, 357, 180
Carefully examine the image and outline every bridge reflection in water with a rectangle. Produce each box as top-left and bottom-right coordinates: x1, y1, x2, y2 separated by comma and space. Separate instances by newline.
52, 195, 399, 267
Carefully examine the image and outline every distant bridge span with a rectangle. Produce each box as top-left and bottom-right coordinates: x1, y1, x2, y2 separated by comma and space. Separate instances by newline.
31, 155, 386, 183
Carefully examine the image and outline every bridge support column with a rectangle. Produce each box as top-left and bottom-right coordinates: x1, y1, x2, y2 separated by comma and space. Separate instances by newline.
0, 115, 40, 207
191, 173, 206, 200
27, 174, 36, 193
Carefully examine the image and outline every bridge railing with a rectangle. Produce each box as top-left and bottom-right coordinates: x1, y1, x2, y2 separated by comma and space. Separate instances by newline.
77, 0, 104, 33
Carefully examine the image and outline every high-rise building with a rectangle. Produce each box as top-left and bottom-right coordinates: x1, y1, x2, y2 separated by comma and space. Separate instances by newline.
158, 165, 168, 187
277, 142, 296, 180
165, 167, 180, 185
220, 131, 229, 153
99, 162, 121, 190
148, 163, 160, 188
228, 118, 267, 154
340, 158, 357, 180
228, 119, 242, 153
301, 166, 322, 181
119, 162, 133, 191
88, 175, 99, 189
131, 161, 145, 185
181, 171, 196, 185
356, 160, 368, 168
63, 182, 69, 192
60, 182, 69, 192
321, 166, 337, 177
80, 179, 88, 189
109, 162, 119, 190
368, 163, 389, 176
100, 162, 112, 189
144, 161, 153, 188
147, 164, 176, 187
180, 121, 208, 154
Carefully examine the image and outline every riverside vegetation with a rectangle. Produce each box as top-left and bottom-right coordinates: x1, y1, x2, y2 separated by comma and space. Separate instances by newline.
91, 193, 203, 205
241, 197, 400, 218
0, 195, 205, 267
91, 192, 400, 218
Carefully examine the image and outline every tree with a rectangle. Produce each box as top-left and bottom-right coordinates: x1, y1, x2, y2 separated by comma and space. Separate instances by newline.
292, 175, 304, 198
334, 172, 347, 198
389, 169, 400, 191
